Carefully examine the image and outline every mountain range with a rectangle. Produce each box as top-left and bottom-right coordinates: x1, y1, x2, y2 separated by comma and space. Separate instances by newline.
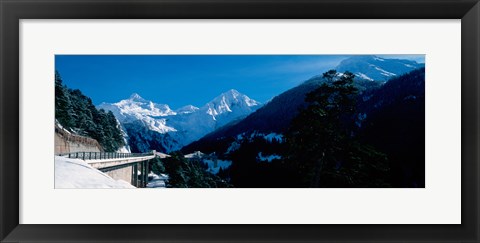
98, 55, 424, 154
183, 55, 424, 154
98, 89, 261, 152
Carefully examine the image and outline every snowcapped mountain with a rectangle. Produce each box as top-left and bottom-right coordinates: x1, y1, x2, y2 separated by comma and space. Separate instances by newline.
98, 89, 261, 153
165, 89, 261, 147
203, 89, 261, 127
182, 76, 325, 154
183, 59, 425, 156
175, 105, 199, 114
336, 55, 424, 82
98, 93, 176, 134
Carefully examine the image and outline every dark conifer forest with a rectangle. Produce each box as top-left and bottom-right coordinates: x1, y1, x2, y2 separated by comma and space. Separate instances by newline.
185, 68, 425, 188
149, 153, 231, 188
55, 71, 125, 152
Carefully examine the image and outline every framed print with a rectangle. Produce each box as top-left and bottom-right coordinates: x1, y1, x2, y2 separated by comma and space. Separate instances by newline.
1, 0, 479, 242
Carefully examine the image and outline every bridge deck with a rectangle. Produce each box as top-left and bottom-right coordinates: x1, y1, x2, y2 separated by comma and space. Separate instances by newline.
57, 151, 157, 170
56, 151, 158, 188
86, 155, 155, 170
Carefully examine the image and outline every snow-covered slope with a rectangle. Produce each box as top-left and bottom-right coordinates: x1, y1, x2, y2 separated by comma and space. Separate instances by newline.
55, 156, 135, 188
115, 119, 132, 153
98, 89, 261, 153
336, 55, 424, 82
98, 93, 176, 134
175, 105, 199, 114
165, 89, 261, 145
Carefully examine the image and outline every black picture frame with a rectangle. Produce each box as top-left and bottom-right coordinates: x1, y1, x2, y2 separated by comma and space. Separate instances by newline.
1, 0, 479, 242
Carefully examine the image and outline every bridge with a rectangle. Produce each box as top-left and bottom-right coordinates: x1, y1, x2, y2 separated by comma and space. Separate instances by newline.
57, 151, 163, 188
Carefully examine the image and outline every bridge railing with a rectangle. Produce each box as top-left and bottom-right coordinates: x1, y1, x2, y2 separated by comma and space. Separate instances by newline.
57, 151, 154, 160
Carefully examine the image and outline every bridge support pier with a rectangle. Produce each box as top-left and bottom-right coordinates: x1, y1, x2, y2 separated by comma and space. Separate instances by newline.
132, 163, 139, 187
131, 160, 150, 188
141, 159, 149, 187
142, 161, 145, 187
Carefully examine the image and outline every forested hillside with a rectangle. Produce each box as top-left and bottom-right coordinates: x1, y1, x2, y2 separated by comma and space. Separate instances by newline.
183, 68, 425, 188
55, 71, 124, 152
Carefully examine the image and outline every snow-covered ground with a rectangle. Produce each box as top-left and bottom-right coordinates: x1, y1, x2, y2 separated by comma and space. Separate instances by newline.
203, 159, 232, 174
55, 156, 135, 189
146, 172, 169, 188
263, 132, 284, 143
184, 151, 205, 159
155, 151, 171, 159
257, 152, 282, 163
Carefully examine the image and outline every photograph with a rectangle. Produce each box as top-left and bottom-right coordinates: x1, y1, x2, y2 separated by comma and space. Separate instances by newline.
3, 0, 478, 241
54, 54, 425, 188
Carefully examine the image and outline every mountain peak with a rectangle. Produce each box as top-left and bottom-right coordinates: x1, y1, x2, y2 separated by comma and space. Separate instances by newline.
225, 89, 240, 96
129, 93, 146, 101
212, 89, 260, 107
336, 55, 424, 82
98, 89, 264, 153
202, 89, 261, 118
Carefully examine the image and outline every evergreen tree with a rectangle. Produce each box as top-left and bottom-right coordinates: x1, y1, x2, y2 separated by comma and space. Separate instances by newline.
285, 70, 390, 187
228, 136, 289, 187
55, 71, 125, 152
55, 71, 75, 128
149, 157, 166, 175
162, 152, 231, 188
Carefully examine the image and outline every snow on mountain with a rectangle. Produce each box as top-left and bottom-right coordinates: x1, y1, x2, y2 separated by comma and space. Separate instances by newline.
175, 105, 199, 114
98, 90, 261, 153
98, 93, 177, 134
183, 56, 424, 155
336, 55, 424, 82
164, 89, 261, 148
113, 118, 132, 153
202, 89, 261, 126
111, 92, 175, 119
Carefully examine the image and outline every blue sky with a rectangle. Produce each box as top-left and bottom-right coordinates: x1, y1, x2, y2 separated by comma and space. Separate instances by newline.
55, 55, 424, 109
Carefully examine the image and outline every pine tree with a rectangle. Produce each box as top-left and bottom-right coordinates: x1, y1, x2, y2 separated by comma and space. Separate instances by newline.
285, 70, 390, 187
55, 71, 74, 128
162, 152, 231, 188
55, 71, 125, 152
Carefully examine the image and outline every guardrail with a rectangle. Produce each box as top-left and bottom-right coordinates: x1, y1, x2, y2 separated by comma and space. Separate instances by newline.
58, 151, 154, 160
